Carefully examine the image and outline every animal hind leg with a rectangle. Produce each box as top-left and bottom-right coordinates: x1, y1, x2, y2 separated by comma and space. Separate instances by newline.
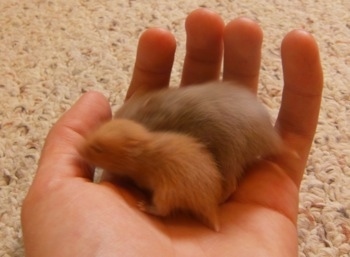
138, 191, 172, 217
196, 205, 220, 232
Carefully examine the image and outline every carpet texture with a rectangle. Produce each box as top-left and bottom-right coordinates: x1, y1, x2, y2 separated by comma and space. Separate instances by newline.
0, 0, 349, 256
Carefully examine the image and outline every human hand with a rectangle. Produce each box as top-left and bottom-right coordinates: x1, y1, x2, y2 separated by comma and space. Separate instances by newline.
21, 8, 323, 257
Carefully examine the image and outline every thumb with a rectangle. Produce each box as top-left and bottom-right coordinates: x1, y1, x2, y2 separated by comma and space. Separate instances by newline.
36, 91, 111, 182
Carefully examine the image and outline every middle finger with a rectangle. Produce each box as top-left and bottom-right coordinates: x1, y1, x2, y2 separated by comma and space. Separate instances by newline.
180, 9, 225, 86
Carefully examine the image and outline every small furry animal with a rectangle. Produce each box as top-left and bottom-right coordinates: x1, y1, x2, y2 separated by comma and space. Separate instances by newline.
79, 119, 222, 231
79, 81, 282, 230
114, 81, 282, 200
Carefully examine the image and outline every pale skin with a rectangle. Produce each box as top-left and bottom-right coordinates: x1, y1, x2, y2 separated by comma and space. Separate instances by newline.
21, 8, 323, 257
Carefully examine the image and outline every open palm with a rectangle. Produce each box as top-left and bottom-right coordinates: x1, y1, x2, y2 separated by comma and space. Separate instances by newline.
21, 9, 323, 257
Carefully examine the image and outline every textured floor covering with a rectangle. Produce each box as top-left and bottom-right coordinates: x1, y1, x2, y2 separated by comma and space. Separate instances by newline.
0, 0, 349, 256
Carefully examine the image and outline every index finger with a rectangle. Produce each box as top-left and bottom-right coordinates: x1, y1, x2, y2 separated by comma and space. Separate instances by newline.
126, 28, 176, 100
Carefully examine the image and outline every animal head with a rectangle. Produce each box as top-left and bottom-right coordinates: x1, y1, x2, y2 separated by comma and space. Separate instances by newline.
78, 119, 152, 172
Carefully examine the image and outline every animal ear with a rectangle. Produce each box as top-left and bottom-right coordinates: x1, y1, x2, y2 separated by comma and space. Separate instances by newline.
90, 144, 104, 154
125, 139, 145, 157
125, 139, 139, 146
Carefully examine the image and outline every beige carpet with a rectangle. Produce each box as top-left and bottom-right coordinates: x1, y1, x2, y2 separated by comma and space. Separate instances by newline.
1, 0, 349, 256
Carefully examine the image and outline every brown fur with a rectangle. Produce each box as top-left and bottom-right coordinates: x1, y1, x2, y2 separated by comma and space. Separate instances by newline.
115, 81, 282, 200
79, 81, 282, 231
79, 119, 222, 231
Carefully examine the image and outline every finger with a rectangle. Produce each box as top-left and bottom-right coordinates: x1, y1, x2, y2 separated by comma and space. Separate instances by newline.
223, 17, 263, 93
126, 28, 176, 100
36, 91, 112, 181
276, 30, 323, 182
180, 8, 225, 86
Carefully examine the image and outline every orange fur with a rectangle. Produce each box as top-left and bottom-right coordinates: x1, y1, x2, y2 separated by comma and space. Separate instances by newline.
115, 82, 282, 200
79, 119, 222, 231
79, 81, 282, 231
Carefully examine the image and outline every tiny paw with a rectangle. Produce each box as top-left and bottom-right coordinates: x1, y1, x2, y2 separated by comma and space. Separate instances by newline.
137, 201, 147, 212
137, 201, 164, 216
